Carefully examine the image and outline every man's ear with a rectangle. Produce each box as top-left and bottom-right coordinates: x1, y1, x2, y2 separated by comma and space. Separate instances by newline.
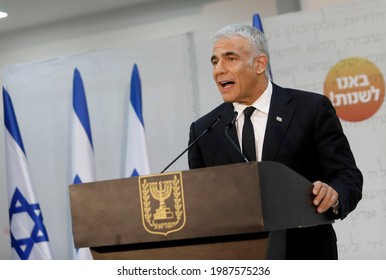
255, 54, 268, 75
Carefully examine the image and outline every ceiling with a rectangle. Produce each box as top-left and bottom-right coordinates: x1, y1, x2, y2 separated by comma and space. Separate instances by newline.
0, 0, 160, 34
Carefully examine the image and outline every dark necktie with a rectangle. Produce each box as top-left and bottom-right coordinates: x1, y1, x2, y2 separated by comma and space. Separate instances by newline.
242, 106, 256, 161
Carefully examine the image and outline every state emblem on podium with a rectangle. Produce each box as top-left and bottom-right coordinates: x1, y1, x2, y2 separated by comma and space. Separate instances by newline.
138, 172, 186, 236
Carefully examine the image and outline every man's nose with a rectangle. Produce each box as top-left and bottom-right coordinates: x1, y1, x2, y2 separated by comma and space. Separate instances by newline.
213, 60, 227, 76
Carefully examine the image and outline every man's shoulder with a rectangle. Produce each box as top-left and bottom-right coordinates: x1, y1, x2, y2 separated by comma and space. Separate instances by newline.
274, 83, 327, 102
272, 83, 331, 109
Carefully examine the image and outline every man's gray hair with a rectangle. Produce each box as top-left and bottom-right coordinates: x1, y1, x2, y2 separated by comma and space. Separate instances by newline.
213, 24, 271, 78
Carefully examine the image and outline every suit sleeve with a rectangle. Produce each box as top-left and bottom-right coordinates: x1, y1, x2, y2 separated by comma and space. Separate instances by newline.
315, 95, 363, 219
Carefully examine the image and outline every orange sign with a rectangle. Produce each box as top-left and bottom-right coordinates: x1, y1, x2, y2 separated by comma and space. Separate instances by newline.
324, 57, 385, 122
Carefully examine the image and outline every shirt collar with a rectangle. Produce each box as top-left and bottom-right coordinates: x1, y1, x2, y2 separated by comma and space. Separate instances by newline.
233, 81, 272, 118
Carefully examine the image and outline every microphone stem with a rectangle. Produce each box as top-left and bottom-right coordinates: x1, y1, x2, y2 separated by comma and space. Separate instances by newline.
225, 126, 249, 163
160, 116, 221, 173
160, 145, 189, 174
160, 127, 209, 174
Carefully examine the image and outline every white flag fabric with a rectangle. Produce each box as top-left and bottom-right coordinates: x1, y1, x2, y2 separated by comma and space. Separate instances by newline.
70, 68, 95, 260
124, 64, 150, 177
3, 87, 53, 260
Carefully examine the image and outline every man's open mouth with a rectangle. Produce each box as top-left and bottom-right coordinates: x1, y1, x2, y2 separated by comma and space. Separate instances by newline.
219, 80, 235, 88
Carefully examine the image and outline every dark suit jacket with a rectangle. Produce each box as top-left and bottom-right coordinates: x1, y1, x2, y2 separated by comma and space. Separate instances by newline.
188, 83, 363, 259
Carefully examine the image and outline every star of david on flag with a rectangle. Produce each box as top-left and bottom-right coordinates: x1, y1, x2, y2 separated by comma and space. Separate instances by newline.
70, 68, 95, 260
3, 87, 53, 260
124, 64, 150, 177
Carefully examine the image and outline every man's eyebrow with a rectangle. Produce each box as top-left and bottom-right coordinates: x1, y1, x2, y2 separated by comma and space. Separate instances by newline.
210, 51, 238, 63
223, 51, 238, 57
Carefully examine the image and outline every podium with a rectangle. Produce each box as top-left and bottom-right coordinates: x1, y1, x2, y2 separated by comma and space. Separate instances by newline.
69, 161, 333, 259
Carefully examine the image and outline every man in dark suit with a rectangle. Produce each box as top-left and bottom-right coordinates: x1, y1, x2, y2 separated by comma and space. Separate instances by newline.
188, 24, 363, 259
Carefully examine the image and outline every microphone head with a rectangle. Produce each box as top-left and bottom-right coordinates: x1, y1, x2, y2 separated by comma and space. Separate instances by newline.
208, 114, 222, 130
226, 111, 238, 129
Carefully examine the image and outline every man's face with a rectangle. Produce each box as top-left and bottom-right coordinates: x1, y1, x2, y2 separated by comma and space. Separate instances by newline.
211, 37, 260, 105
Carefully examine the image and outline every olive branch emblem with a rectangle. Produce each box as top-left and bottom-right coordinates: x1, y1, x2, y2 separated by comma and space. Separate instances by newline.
140, 174, 185, 235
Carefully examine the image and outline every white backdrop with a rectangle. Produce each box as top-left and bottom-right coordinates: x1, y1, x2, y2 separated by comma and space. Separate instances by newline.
1, 0, 385, 259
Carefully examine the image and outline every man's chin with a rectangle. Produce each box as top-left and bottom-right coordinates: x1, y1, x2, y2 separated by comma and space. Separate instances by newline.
220, 93, 237, 103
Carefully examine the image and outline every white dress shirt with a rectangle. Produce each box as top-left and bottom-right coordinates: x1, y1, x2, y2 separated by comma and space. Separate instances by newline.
233, 81, 272, 161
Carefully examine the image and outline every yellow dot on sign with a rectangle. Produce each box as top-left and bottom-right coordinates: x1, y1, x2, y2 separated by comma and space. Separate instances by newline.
324, 57, 385, 122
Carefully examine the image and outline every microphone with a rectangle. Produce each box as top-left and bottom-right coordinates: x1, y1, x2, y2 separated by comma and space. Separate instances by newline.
225, 111, 249, 163
160, 115, 222, 173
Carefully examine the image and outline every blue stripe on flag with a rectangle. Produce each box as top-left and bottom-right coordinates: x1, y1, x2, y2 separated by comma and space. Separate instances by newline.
252, 13, 264, 33
252, 13, 273, 81
130, 64, 144, 126
73, 68, 94, 148
73, 174, 82, 184
131, 169, 139, 177
3, 87, 26, 155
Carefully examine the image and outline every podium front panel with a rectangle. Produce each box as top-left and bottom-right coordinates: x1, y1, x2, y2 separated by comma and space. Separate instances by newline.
69, 162, 264, 249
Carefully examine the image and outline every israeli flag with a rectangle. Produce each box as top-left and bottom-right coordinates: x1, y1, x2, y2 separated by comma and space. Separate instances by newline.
71, 68, 95, 260
252, 13, 264, 33
124, 64, 150, 177
252, 13, 273, 80
3, 87, 53, 260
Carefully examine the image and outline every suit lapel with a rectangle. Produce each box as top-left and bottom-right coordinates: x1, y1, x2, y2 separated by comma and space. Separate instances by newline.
262, 84, 296, 161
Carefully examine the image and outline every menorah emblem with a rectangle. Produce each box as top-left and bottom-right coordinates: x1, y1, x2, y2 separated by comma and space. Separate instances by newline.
150, 181, 174, 220
138, 172, 186, 236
